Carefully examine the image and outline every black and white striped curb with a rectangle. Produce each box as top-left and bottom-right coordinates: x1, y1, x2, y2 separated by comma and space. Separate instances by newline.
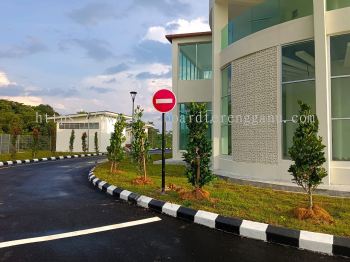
88, 168, 350, 258
0, 153, 105, 167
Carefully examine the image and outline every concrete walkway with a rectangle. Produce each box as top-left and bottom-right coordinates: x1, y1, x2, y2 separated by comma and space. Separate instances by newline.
215, 169, 350, 198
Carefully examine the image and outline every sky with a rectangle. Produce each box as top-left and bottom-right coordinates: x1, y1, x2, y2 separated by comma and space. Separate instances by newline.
0, 0, 210, 129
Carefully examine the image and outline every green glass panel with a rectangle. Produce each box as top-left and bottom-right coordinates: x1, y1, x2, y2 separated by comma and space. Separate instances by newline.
179, 103, 212, 150
331, 77, 350, 118
282, 41, 315, 82
179, 43, 212, 80
330, 34, 350, 77
282, 80, 316, 120
221, 24, 228, 50
220, 124, 232, 155
222, 0, 313, 48
282, 121, 297, 159
221, 65, 231, 97
332, 120, 350, 161
327, 0, 350, 10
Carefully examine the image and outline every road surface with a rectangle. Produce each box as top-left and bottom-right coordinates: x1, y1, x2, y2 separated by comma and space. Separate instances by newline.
0, 157, 346, 261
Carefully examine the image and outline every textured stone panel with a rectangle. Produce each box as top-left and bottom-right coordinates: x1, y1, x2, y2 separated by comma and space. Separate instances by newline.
231, 47, 278, 164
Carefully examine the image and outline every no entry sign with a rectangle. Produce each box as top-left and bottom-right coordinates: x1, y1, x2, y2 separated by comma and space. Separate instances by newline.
152, 89, 176, 113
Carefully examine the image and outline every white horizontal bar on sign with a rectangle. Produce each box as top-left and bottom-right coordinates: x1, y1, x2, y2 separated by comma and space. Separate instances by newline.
156, 99, 173, 104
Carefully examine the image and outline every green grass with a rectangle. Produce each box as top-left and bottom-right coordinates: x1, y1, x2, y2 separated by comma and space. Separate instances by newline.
95, 158, 350, 237
0, 151, 90, 162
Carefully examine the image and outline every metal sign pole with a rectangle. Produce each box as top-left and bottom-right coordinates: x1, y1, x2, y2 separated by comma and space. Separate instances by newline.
161, 112, 166, 193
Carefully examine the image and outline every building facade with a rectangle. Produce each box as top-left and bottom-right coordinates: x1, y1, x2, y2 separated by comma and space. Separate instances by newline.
49, 112, 132, 153
168, 0, 350, 185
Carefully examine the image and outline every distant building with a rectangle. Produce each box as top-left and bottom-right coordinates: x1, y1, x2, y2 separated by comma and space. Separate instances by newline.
48, 111, 132, 153
48, 111, 155, 153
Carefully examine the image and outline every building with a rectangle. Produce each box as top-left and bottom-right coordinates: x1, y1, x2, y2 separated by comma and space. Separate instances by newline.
168, 0, 350, 185
48, 112, 132, 153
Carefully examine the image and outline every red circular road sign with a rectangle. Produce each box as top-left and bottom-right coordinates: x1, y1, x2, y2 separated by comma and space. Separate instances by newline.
152, 89, 176, 113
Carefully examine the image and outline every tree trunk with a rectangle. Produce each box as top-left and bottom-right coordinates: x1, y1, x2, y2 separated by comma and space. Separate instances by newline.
141, 138, 147, 180
110, 161, 114, 173
308, 190, 313, 210
196, 155, 200, 189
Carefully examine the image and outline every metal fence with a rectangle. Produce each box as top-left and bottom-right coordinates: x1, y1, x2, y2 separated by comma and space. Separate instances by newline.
0, 134, 51, 154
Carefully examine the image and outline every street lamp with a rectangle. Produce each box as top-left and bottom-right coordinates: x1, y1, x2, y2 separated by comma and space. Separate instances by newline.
130, 91, 137, 147
130, 91, 137, 122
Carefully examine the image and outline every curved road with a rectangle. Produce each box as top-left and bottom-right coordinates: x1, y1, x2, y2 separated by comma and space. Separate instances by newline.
0, 157, 346, 261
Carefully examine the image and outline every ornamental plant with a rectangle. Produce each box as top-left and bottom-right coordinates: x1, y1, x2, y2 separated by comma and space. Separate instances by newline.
94, 132, 99, 154
31, 128, 40, 158
288, 101, 328, 210
81, 132, 88, 153
131, 106, 150, 182
183, 103, 214, 198
107, 115, 126, 173
69, 129, 75, 152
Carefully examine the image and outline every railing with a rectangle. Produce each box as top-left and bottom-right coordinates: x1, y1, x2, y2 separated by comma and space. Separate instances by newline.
221, 0, 313, 49
0, 134, 51, 154
327, 0, 350, 11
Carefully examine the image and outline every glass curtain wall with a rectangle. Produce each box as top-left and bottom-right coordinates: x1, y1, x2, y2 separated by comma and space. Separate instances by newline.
179, 103, 212, 150
327, 0, 350, 10
282, 40, 316, 158
221, 0, 313, 49
221, 65, 232, 155
331, 34, 350, 161
179, 42, 212, 80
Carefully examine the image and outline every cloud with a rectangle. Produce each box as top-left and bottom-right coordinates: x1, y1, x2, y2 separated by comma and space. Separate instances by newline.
103, 78, 116, 84
144, 17, 210, 44
0, 72, 11, 86
0, 96, 43, 106
0, 37, 47, 58
135, 71, 171, 80
88, 86, 113, 94
133, 40, 171, 64
68, 2, 119, 26
71, 38, 114, 62
29, 87, 78, 98
133, 0, 191, 17
104, 63, 129, 75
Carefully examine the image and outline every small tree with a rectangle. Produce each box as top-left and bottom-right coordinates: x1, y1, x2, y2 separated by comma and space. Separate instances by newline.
288, 101, 327, 209
10, 119, 22, 158
31, 128, 40, 158
94, 132, 99, 154
131, 106, 150, 182
69, 129, 75, 152
107, 115, 127, 173
183, 103, 214, 196
82, 132, 88, 153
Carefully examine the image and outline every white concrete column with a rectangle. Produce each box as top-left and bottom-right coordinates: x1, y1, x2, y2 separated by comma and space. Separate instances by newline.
212, 0, 228, 170
171, 40, 180, 159
313, 0, 332, 184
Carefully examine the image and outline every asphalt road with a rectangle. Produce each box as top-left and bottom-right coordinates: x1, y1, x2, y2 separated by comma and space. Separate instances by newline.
0, 157, 346, 262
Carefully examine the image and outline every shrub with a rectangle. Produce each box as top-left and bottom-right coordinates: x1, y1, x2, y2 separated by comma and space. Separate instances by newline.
288, 101, 328, 209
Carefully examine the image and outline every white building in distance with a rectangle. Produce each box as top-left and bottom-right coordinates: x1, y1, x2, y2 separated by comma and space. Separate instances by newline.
48, 111, 132, 153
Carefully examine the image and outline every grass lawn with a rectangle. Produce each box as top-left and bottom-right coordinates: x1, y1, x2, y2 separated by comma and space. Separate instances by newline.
0, 151, 91, 162
95, 157, 350, 237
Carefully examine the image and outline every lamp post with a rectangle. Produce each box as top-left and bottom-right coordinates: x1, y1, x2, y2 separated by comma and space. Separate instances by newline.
130, 91, 137, 146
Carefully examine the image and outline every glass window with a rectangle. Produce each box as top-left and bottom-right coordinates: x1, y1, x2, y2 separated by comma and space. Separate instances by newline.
179, 42, 212, 80
58, 122, 99, 129
221, 0, 313, 49
331, 34, 350, 161
282, 41, 316, 158
179, 103, 212, 150
327, 0, 350, 11
221, 65, 232, 155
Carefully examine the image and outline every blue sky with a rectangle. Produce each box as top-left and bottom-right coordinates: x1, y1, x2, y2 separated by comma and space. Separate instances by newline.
0, 0, 210, 128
